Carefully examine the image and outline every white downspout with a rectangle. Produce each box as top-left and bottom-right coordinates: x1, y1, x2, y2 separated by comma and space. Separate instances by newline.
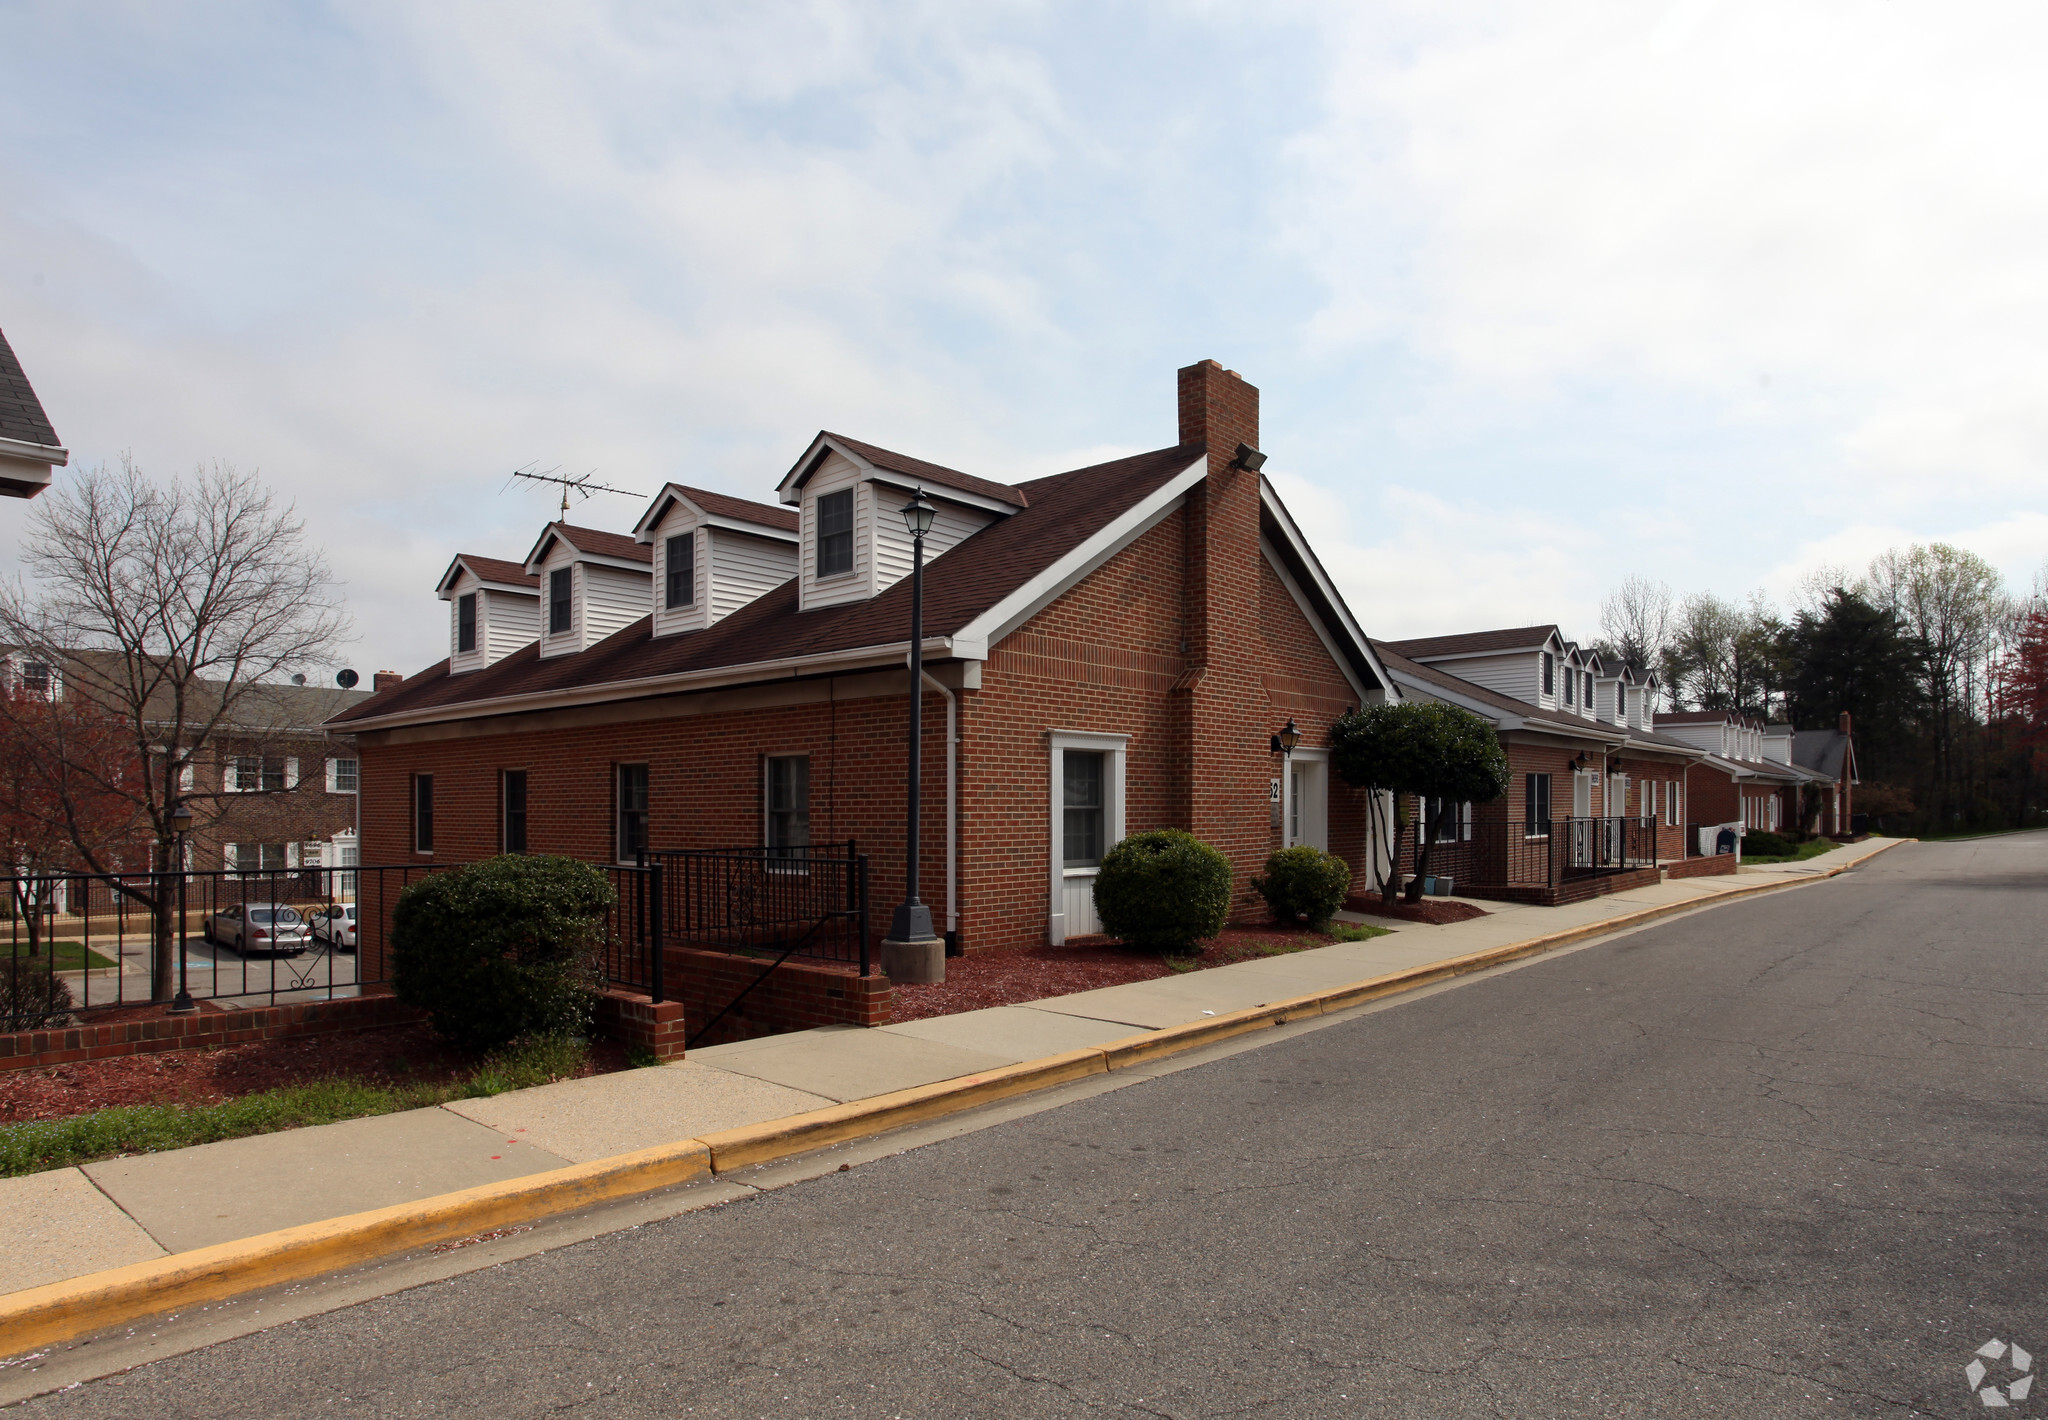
921, 671, 958, 941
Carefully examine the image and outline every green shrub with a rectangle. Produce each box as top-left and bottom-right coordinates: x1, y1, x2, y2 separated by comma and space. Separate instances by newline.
392, 855, 613, 1050
1742, 830, 1794, 857
2, 956, 74, 1033
1250, 846, 1352, 929
1093, 829, 1232, 954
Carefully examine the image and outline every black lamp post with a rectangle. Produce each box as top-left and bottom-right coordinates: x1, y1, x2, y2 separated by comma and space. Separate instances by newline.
881, 489, 944, 983
168, 800, 196, 1014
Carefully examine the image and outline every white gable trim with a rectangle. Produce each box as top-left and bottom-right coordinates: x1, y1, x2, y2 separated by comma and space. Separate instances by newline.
1257, 478, 1396, 698
1260, 538, 1373, 706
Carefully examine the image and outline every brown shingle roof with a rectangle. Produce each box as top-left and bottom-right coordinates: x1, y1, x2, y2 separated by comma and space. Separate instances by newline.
453, 555, 540, 589
806, 433, 1029, 509
538, 523, 652, 566
0, 327, 61, 449
668, 485, 799, 534
1383, 625, 1560, 660
334, 443, 1200, 727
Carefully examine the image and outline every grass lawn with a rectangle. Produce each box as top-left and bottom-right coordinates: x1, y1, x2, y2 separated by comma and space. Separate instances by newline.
0, 1034, 625, 1177
3, 939, 119, 971
1743, 839, 1840, 866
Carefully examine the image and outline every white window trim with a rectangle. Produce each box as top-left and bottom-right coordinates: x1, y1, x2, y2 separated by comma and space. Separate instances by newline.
326, 757, 359, 794
1047, 729, 1127, 946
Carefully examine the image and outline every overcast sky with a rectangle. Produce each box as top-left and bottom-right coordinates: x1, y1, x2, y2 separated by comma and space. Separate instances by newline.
2, 1, 2043, 679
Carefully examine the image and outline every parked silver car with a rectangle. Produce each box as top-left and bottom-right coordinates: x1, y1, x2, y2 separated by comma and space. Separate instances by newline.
309, 903, 356, 951
204, 902, 311, 956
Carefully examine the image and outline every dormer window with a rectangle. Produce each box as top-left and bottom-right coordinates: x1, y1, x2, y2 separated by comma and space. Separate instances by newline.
549, 569, 572, 634
665, 534, 694, 608
1563, 667, 1574, 706
457, 594, 477, 653
817, 489, 854, 577
1541, 652, 1554, 697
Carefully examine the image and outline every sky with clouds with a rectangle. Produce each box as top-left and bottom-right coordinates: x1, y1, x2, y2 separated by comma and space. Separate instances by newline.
2, 0, 2043, 679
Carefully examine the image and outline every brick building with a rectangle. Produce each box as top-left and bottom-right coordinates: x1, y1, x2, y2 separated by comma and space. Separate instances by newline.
1371, 629, 1711, 901
330, 361, 1400, 963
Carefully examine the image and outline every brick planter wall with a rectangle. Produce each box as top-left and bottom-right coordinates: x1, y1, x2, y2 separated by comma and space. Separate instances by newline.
594, 988, 688, 1061
666, 945, 891, 1048
1664, 854, 1738, 880
0, 990, 423, 1075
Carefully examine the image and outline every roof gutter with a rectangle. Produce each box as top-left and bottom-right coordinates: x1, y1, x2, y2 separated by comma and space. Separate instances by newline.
0, 435, 67, 465
332, 634, 982, 733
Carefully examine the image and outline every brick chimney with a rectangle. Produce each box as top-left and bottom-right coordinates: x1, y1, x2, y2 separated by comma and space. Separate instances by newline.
1172, 360, 1269, 911
1838, 710, 1852, 736
373, 670, 403, 692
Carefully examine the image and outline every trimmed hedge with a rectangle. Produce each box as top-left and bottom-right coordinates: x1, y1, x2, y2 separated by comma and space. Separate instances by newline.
1251, 846, 1352, 929
1742, 830, 1794, 857
1093, 829, 1232, 954
392, 855, 614, 1050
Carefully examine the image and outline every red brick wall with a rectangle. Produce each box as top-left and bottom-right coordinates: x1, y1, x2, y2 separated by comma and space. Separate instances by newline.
0, 991, 421, 1074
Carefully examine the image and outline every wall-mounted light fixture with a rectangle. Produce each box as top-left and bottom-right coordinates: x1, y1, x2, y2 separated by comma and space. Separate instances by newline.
1269, 719, 1301, 757
1231, 442, 1268, 472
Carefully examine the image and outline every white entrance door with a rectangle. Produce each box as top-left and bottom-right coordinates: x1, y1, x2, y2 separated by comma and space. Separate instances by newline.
1048, 730, 1127, 945
1285, 752, 1330, 851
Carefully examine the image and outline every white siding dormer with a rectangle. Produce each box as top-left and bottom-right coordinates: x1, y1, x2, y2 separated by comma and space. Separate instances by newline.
637, 486, 799, 636
798, 452, 873, 611
437, 559, 541, 673
531, 532, 652, 659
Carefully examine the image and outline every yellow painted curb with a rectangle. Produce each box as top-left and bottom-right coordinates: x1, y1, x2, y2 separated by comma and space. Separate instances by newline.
1, 838, 1911, 1359
1097, 994, 1324, 1069
699, 1046, 1111, 1173
0, 1138, 711, 1358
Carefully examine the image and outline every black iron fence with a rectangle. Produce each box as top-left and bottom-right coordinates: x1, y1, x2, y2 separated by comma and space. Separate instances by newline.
4, 845, 869, 1031
1402, 816, 1662, 896
3, 860, 661, 1031
648, 844, 871, 972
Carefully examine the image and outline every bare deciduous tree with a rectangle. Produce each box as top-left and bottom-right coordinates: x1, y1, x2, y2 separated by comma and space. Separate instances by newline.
1596, 575, 1675, 700
0, 459, 350, 1001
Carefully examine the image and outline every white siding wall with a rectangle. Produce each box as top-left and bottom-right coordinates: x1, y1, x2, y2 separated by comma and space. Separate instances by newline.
538, 548, 581, 660
1655, 723, 1726, 754
708, 527, 797, 624
584, 564, 651, 644
651, 511, 707, 638
1436, 652, 1543, 705
798, 453, 871, 611
446, 569, 486, 676
870, 492, 996, 595
483, 589, 539, 663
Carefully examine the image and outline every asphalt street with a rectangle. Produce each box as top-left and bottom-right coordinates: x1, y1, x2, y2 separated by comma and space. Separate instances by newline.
21, 835, 2048, 1418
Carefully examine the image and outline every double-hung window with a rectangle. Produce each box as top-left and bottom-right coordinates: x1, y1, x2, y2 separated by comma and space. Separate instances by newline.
1062, 751, 1106, 867
616, 764, 649, 860
235, 756, 287, 792
816, 489, 854, 578
665, 533, 693, 608
326, 757, 358, 793
1426, 797, 1469, 843
1541, 651, 1554, 698
766, 756, 811, 858
502, 769, 528, 854
413, 774, 434, 853
1524, 772, 1552, 836
1562, 669, 1574, 707
549, 568, 573, 635
457, 593, 477, 653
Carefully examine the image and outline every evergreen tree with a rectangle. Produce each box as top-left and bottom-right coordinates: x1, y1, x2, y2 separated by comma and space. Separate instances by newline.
1781, 588, 1925, 778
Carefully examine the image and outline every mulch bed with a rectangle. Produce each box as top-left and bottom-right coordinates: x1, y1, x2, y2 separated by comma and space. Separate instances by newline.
890, 925, 1370, 1023
0, 1023, 630, 1124
1342, 895, 1491, 926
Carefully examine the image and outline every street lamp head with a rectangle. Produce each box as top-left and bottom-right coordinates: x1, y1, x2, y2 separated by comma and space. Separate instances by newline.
900, 489, 937, 539
1276, 719, 1301, 755
169, 801, 193, 835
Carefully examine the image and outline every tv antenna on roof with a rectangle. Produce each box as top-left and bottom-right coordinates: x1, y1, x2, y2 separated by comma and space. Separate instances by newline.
504, 464, 644, 519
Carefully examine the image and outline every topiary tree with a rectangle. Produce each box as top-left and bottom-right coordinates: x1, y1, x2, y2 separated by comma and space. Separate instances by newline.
1093, 828, 1232, 954
392, 854, 614, 1051
1332, 701, 1509, 905
1251, 845, 1352, 930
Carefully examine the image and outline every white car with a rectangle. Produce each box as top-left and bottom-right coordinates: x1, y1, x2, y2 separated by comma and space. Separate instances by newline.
204, 902, 311, 956
309, 903, 357, 951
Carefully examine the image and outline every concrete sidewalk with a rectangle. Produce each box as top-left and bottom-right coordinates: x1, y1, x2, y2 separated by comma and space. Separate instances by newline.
0, 838, 1903, 1304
